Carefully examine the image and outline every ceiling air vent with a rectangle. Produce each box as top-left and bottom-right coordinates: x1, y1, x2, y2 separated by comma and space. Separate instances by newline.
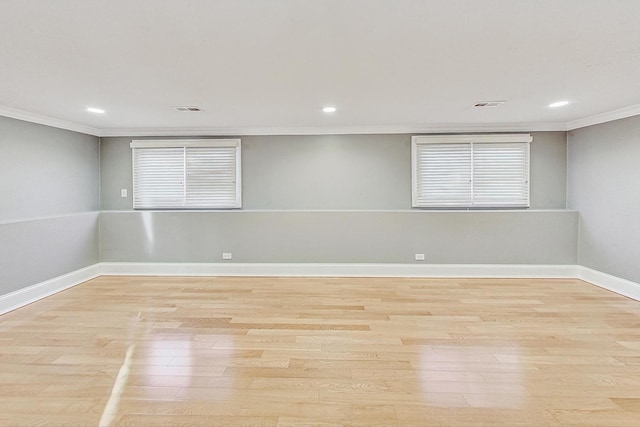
473, 101, 506, 107
174, 106, 203, 112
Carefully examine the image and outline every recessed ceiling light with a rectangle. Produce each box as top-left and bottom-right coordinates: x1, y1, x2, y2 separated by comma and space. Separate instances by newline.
549, 100, 569, 108
322, 106, 337, 113
86, 107, 105, 114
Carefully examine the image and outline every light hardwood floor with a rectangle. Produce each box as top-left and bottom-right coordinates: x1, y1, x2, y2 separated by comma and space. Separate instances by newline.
0, 276, 639, 426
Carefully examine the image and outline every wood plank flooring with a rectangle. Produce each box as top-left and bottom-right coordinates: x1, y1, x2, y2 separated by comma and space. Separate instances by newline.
0, 276, 639, 426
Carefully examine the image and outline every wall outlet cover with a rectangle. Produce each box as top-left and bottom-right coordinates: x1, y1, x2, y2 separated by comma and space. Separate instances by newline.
415, 253, 425, 261
222, 252, 232, 260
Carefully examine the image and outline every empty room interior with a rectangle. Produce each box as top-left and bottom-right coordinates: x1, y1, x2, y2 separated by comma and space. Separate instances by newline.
2, 1, 640, 426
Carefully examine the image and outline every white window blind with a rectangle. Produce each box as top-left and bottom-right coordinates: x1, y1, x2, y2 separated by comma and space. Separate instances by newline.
414, 142, 472, 207
412, 134, 531, 208
131, 139, 241, 209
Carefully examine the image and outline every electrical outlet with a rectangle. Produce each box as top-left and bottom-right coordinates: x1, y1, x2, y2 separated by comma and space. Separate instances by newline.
120, 189, 128, 198
222, 252, 232, 260
415, 253, 425, 261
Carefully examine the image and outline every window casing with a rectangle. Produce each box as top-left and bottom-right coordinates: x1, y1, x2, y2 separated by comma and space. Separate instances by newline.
412, 134, 531, 208
131, 139, 241, 209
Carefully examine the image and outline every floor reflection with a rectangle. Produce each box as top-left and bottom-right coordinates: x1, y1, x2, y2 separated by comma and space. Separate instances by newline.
420, 345, 526, 408
140, 334, 236, 402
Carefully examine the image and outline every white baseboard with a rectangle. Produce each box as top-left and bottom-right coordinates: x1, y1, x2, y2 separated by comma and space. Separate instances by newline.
577, 266, 640, 301
99, 262, 578, 278
2, 263, 637, 317
0, 264, 101, 316
97, 262, 640, 301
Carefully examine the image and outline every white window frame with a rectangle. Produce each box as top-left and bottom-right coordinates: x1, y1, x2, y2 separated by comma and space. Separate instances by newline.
130, 139, 242, 209
412, 134, 531, 209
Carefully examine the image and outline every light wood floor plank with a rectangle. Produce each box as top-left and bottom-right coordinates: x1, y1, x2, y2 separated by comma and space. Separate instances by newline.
0, 276, 639, 426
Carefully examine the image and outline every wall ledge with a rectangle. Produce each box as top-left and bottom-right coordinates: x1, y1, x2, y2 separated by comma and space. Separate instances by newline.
0, 210, 100, 226
99, 209, 578, 214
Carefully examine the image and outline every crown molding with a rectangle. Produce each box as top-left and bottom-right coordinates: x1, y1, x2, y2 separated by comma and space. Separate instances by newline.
4, 103, 640, 137
0, 105, 100, 136
96, 121, 567, 137
566, 103, 640, 131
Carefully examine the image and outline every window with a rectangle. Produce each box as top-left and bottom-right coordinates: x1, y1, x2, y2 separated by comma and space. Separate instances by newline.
131, 139, 241, 209
412, 134, 531, 208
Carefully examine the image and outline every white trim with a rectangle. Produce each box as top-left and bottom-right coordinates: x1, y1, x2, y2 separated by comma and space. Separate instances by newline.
0, 265, 101, 316
98, 123, 566, 137
577, 266, 640, 302
2, 264, 638, 315
412, 134, 533, 144
99, 262, 577, 278
0, 105, 100, 136
130, 139, 240, 149
2, 102, 640, 137
566, 103, 640, 130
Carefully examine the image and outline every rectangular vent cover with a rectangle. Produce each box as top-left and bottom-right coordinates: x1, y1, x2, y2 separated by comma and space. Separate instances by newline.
474, 101, 506, 107
174, 106, 203, 112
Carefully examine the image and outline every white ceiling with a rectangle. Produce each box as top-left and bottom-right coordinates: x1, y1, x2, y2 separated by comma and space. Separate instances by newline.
1, 0, 640, 136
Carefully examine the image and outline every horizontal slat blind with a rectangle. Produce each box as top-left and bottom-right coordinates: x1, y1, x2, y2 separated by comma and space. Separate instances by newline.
132, 139, 241, 209
473, 142, 529, 207
415, 143, 472, 207
412, 135, 530, 208
185, 147, 237, 208
133, 148, 185, 209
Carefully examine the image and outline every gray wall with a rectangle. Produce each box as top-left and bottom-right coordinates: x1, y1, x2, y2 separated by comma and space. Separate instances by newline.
101, 210, 577, 264
101, 132, 567, 210
529, 132, 567, 209
8, 110, 640, 289
0, 116, 100, 295
0, 213, 99, 293
0, 116, 99, 222
568, 116, 640, 283
99, 132, 575, 265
